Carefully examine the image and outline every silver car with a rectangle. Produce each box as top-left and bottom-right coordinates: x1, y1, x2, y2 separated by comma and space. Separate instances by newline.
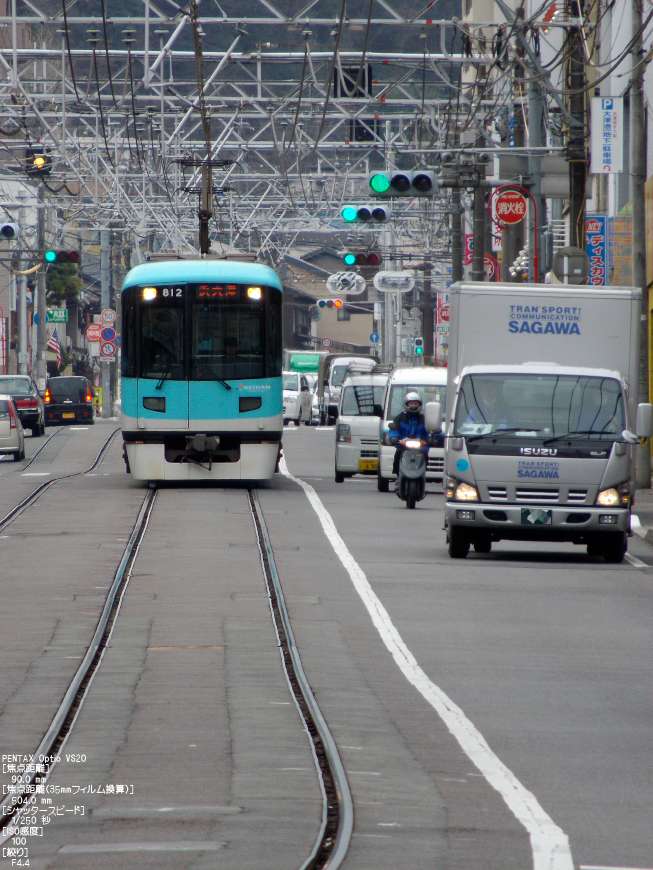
0, 394, 26, 461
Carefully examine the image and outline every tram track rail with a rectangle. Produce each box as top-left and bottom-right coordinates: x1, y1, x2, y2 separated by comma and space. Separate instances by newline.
0, 427, 120, 535
249, 489, 354, 870
2, 477, 353, 868
0, 485, 157, 839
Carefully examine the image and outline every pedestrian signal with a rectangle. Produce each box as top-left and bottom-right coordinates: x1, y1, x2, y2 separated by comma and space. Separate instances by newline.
414, 337, 424, 354
367, 170, 438, 197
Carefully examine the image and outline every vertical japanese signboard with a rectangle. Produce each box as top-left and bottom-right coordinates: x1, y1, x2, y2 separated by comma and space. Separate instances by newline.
590, 97, 623, 174
585, 216, 608, 285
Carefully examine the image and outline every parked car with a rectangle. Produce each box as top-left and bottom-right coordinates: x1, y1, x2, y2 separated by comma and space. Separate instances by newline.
282, 371, 312, 426
45, 376, 95, 425
0, 394, 26, 461
0, 375, 45, 436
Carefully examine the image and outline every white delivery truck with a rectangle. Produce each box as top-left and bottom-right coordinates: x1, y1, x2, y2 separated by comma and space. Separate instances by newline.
442, 282, 652, 563
334, 366, 389, 482
377, 366, 448, 491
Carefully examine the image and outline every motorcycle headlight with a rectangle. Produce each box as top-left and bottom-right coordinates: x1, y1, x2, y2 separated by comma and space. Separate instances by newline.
455, 482, 479, 502
337, 423, 351, 442
596, 486, 621, 506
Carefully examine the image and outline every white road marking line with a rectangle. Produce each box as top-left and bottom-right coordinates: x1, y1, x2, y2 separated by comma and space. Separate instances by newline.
630, 514, 646, 537
281, 456, 573, 870
625, 553, 648, 569
60, 842, 224, 853
580, 866, 653, 870
21, 472, 50, 476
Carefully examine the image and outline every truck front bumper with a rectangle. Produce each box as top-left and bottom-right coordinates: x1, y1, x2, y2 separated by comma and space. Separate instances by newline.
444, 502, 629, 540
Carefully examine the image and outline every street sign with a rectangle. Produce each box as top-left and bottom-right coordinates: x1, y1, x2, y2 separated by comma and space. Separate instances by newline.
321, 337, 332, 348
48, 308, 68, 323
101, 308, 116, 324
114, 335, 122, 348
373, 271, 415, 292
484, 254, 498, 281
101, 326, 116, 342
86, 324, 102, 342
100, 340, 116, 357
326, 272, 366, 295
439, 303, 450, 322
495, 190, 527, 225
370, 332, 380, 343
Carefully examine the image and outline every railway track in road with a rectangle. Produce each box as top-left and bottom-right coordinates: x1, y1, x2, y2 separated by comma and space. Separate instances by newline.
0, 427, 120, 534
1, 481, 354, 870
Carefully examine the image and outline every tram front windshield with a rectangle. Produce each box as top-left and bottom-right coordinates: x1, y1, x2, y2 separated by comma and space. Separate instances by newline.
129, 283, 281, 381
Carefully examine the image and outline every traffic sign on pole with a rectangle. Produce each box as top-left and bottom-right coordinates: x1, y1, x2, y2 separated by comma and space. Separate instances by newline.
100, 340, 116, 357
321, 337, 332, 348
101, 308, 116, 324
370, 332, 380, 343
101, 326, 117, 342
494, 190, 527, 225
86, 324, 102, 342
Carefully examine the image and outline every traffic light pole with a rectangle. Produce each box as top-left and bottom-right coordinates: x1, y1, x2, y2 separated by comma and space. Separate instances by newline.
36, 187, 47, 390
100, 229, 111, 418
16, 192, 28, 375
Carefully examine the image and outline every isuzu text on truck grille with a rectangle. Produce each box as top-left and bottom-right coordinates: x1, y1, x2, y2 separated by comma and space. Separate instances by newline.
508, 305, 581, 335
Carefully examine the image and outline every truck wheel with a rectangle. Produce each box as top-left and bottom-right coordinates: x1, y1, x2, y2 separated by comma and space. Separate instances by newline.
335, 469, 345, 483
448, 526, 470, 559
377, 474, 389, 493
603, 531, 627, 564
473, 536, 492, 553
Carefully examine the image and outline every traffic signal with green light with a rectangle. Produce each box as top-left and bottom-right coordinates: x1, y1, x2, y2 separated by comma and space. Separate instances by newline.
45, 249, 80, 264
414, 337, 424, 355
317, 299, 343, 309
340, 204, 389, 223
367, 170, 438, 197
342, 251, 382, 267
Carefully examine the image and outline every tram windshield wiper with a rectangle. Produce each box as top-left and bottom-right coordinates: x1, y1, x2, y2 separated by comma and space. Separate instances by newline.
199, 364, 232, 390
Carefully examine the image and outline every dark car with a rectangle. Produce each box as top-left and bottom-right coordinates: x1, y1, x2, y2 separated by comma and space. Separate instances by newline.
45, 376, 95, 425
0, 375, 45, 436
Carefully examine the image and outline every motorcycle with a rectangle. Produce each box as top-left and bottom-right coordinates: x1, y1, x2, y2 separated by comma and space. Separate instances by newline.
395, 437, 428, 509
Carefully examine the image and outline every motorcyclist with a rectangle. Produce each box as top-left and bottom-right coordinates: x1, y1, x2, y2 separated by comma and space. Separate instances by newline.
389, 391, 430, 478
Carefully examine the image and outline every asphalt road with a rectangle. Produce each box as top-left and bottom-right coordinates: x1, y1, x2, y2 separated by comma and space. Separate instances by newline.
0, 422, 650, 870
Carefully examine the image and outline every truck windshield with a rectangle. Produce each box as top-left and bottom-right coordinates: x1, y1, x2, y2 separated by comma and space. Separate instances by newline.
341, 385, 386, 416
387, 384, 446, 419
454, 374, 625, 439
283, 373, 299, 391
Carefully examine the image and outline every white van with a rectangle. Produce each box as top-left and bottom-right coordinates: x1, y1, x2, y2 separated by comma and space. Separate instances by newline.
377, 367, 447, 491
335, 369, 389, 482
317, 354, 378, 424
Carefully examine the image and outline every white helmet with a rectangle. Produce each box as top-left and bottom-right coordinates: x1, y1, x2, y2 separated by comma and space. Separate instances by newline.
404, 391, 422, 412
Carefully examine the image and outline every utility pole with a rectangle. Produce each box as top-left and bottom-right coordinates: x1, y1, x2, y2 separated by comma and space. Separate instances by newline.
100, 229, 111, 418
567, 3, 587, 248
16, 191, 28, 375
471, 129, 487, 281
632, 0, 650, 487
528, 74, 546, 283
451, 187, 464, 284
36, 186, 47, 391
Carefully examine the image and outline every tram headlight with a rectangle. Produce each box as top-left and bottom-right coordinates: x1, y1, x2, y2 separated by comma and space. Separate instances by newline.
247, 286, 263, 300
142, 287, 157, 301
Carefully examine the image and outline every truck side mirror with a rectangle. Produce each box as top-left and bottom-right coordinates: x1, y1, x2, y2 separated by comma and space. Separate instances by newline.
636, 403, 653, 439
373, 403, 383, 418
424, 401, 442, 432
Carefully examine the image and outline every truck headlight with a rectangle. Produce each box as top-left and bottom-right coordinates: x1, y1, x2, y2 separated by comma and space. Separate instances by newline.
455, 482, 479, 502
596, 487, 619, 506
337, 423, 351, 442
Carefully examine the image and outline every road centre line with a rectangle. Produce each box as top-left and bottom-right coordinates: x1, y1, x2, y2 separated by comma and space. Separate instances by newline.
281, 457, 573, 870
